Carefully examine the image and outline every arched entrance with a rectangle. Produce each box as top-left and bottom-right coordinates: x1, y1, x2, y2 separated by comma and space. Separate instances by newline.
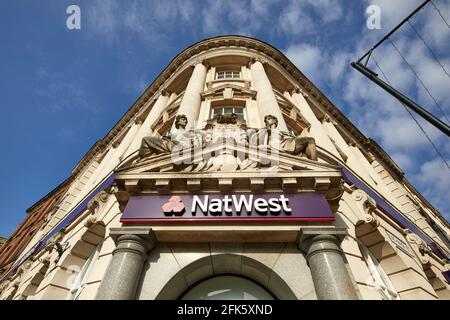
152, 252, 300, 300
181, 275, 275, 300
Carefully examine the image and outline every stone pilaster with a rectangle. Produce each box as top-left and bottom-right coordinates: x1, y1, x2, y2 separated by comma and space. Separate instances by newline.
96, 227, 156, 300
173, 61, 207, 132
298, 227, 358, 300
289, 90, 341, 159
122, 92, 170, 159
249, 58, 288, 131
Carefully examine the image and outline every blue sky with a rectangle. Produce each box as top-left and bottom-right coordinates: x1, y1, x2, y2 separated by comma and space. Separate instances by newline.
0, 0, 449, 237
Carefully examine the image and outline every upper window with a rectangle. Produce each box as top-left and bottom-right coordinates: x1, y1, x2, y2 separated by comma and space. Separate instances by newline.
211, 106, 246, 121
216, 71, 241, 80
358, 242, 399, 300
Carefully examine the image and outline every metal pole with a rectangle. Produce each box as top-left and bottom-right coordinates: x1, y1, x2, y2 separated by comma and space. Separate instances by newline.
358, 0, 430, 63
351, 62, 450, 137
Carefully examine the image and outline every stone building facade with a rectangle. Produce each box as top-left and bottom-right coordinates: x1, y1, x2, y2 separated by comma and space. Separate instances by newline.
1, 36, 449, 300
0, 178, 72, 282
0, 238, 6, 250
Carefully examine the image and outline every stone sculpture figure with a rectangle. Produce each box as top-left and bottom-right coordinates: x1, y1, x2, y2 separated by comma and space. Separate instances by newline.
250, 114, 318, 161
139, 114, 195, 158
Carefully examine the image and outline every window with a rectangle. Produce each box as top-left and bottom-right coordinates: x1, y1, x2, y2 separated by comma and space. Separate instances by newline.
211, 106, 246, 121
425, 213, 450, 250
216, 71, 240, 80
67, 244, 101, 300
408, 194, 450, 251
358, 242, 399, 300
181, 276, 274, 300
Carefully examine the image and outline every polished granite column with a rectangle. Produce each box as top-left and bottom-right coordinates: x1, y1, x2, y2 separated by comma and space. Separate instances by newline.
96, 227, 156, 300
298, 227, 358, 300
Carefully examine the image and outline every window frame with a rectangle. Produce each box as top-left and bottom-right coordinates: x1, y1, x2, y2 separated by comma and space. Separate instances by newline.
358, 242, 400, 300
210, 106, 246, 121
67, 244, 102, 300
215, 71, 241, 80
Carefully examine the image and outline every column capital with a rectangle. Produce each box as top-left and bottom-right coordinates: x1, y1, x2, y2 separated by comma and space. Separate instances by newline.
348, 140, 358, 147
109, 227, 157, 254
191, 59, 210, 69
96, 227, 157, 300
161, 89, 171, 97
134, 117, 144, 125
112, 141, 121, 149
350, 187, 380, 228
297, 227, 347, 254
321, 114, 334, 124
248, 56, 268, 67
291, 86, 309, 98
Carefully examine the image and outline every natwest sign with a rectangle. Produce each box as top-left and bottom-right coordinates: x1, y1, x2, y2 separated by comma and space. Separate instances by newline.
120, 193, 334, 223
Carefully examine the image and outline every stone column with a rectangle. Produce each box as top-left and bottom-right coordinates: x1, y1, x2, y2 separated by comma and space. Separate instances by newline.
173, 61, 207, 132
321, 117, 371, 181
81, 143, 118, 194
289, 90, 341, 159
96, 227, 156, 300
122, 92, 170, 159
249, 58, 288, 131
298, 227, 358, 300
90, 120, 143, 186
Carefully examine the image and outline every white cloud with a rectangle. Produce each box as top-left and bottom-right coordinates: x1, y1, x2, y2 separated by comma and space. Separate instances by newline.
285, 43, 325, 83
390, 152, 414, 171
364, 0, 422, 30
413, 158, 450, 219
307, 0, 344, 23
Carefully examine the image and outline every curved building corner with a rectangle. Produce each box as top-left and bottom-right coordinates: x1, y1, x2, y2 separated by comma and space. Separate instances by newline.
1, 35, 449, 300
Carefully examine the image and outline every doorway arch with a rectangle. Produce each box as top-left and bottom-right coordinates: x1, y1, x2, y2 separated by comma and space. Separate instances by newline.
181, 275, 275, 300
155, 253, 297, 300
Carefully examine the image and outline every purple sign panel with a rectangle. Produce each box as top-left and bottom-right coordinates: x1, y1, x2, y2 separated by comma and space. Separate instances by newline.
120, 193, 334, 223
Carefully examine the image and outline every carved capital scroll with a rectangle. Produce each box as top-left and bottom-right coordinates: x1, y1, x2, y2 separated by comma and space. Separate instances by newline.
406, 231, 431, 265
85, 190, 110, 227
351, 188, 380, 228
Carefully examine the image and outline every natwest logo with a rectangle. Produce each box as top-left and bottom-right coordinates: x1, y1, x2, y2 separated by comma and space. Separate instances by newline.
121, 193, 334, 222
193, 194, 292, 216
162, 195, 186, 216
163, 194, 292, 217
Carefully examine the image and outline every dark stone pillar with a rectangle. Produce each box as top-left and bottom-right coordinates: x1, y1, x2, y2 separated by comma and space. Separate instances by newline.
299, 227, 358, 300
96, 227, 156, 300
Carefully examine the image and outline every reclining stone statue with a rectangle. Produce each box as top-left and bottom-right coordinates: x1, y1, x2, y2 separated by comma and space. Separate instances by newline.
139, 114, 201, 158
250, 114, 318, 161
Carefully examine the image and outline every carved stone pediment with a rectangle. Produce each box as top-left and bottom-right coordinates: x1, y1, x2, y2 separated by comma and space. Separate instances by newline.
115, 145, 342, 209
119, 140, 337, 175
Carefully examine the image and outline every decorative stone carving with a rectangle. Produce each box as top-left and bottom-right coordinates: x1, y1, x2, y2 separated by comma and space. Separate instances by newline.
39, 252, 52, 267
351, 188, 380, 228
191, 59, 210, 69
0, 281, 9, 295
322, 114, 337, 125
251, 115, 318, 160
406, 231, 431, 265
291, 85, 309, 98
139, 114, 203, 157
85, 190, 110, 227
137, 112, 319, 174
248, 56, 268, 66
111, 184, 130, 213
43, 230, 69, 264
